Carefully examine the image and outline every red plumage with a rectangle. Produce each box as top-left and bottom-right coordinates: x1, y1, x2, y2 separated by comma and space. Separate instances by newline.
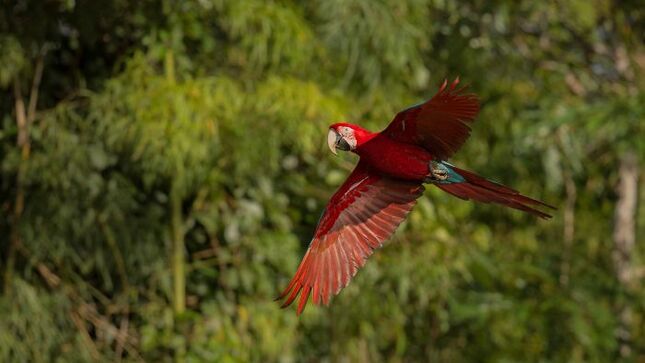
278, 78, 554, 314
277, 161, 424, 315
435, 165, 554, 219
383, 77, 480, 160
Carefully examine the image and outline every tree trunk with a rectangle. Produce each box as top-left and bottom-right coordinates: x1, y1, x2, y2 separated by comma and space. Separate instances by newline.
612, 152, 638, 358
170, 184, 186, 315
164, 48, 186, 363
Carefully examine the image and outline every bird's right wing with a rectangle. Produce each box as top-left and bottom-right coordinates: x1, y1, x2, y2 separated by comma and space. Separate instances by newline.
277, 161, 424, 314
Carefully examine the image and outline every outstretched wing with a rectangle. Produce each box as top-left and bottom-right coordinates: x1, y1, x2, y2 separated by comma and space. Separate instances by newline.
383, 77, 480, 160
277, 161, 424, 315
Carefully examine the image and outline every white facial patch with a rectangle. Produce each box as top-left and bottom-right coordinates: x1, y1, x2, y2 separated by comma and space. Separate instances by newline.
337, 126, 357, 150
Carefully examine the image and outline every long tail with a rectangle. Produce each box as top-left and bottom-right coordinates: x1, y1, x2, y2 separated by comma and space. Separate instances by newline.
433, 163, 556, 219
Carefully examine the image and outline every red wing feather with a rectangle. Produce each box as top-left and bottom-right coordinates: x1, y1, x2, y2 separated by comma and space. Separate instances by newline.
383, 77, 480, 160
277, 161, 424, 314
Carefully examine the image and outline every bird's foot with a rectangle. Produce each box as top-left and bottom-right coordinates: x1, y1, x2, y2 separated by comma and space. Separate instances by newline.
427, 160, 449, 182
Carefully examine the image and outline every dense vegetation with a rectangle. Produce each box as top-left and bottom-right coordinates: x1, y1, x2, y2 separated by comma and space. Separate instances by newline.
1, 0, 643, 362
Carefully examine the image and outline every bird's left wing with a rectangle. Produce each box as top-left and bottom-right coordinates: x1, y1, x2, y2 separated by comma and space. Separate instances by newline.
277, 161, 424, 315
382, 77, 480, 160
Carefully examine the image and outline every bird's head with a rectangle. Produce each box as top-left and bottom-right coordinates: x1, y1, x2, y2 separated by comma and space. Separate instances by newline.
327, 123, 374, 155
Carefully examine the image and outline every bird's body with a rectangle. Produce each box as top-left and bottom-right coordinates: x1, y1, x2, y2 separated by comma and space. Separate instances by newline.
278, 78, 554, 315
355, 131, 432, 181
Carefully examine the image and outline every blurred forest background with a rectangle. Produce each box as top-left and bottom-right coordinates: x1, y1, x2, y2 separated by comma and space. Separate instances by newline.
1, 0, 643, 362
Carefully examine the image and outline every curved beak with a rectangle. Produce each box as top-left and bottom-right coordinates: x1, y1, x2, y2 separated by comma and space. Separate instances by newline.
327, 129, 339, 155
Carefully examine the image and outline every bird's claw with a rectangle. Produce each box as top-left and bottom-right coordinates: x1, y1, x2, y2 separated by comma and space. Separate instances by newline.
428, 161, 449, 181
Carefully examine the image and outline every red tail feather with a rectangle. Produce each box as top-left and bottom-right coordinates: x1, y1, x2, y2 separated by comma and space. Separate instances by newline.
436, 166, 555, 219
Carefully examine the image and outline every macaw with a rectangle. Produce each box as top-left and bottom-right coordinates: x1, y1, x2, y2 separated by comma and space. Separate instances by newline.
277, 78, 554, 315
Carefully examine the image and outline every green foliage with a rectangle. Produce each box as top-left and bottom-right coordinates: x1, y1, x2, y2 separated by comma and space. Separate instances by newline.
0, 36, 24, 88
1, 0, 643, 362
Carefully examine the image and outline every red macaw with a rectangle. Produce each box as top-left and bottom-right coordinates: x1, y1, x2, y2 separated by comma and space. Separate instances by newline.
277, 78, 554, 315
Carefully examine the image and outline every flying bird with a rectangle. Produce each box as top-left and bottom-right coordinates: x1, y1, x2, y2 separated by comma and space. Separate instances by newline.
277, 78, 554, 315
